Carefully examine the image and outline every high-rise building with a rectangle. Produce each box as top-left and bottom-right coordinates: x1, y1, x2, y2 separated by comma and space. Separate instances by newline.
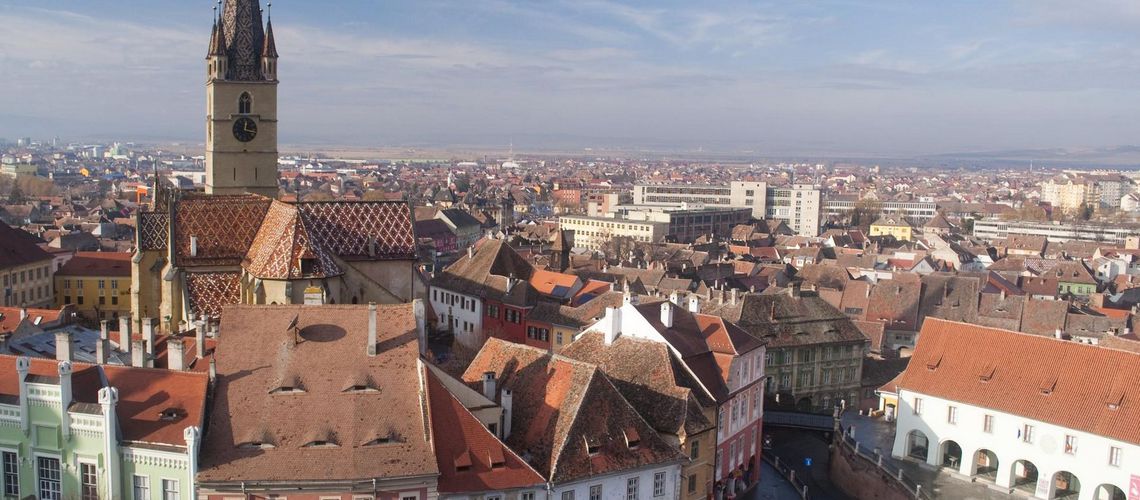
631, 181, 821, 236
204, 0, 280, 197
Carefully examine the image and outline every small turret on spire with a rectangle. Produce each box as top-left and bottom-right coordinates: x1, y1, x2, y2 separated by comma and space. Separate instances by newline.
262, 2, 278, 59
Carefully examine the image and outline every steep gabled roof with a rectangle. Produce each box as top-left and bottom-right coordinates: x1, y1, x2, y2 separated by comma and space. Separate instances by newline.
463, 339, 681, 484
897, 318, 1140, 446
0, 222, 52, 269
432, 239, 535, 298
426, 369, 544, 494
244, 201, 341, 279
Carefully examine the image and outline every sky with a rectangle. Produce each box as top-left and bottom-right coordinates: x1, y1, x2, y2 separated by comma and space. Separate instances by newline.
3, 0, 1140, 156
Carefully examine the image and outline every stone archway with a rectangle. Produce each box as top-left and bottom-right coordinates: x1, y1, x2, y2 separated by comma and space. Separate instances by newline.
1092, 483, 1126, 500
939, 440, 963, 470
796, 396, 813, 412
1010, 459, 1039, 493
905, 429, 929, 462
971, 449, 998, 482
1050, 471, 1080, 500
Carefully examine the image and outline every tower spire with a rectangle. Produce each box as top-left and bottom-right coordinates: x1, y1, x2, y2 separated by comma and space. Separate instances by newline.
220, 0, 267, 80
262, 2, 278, 59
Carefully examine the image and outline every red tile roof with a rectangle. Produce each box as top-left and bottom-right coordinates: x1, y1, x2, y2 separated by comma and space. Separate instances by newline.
426, 369, 544, 493
56, 252, 132, 277
0, 222, 52, 269
0, 306, 62, 335
199, 304, 437, 483
896, 318, 1140, 446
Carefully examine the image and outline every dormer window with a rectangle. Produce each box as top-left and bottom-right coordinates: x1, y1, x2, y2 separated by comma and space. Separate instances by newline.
1039, 375, 1058, 395
489, 445, 506, 469
303, 440, 339, 448
158, 408, 186, 421
624, 428, 641, 449
584, 436, 601, 456
238, 92, 252, 114
270, 385, 305, 395
364, 436, 391, 446
238, 441, 275, 450
977, 364, 995, 383
300, 258, 316, 275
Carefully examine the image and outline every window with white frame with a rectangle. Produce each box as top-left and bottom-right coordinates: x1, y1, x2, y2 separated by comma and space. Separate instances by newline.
81, 463, 98, 500
589, 485, 603, 500
38, 457, 61, 500
159, 480, 181, 500
627, 477, 639, 500
1064, 435, 1077, 454
2, 451, 17, 497
522, 492, 535, 500
913, 397, 923, 415
653, 471, 666, 497
947, 406, 958, 424
1109, 446, 1122, 466
132, 475, 150, 500
562, 491, 575, 500
983, 414, 993, 433
1022, 424, 1035, 444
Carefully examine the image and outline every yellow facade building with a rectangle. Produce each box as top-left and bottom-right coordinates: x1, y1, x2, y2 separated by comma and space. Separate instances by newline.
54, 252, 132, 321
869, 215, 915, 241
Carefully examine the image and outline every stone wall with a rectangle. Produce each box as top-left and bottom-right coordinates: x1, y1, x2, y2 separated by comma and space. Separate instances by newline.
829, 439, 917, 500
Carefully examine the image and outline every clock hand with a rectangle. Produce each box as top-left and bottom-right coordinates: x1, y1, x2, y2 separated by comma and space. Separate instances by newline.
245, 122, 255, 133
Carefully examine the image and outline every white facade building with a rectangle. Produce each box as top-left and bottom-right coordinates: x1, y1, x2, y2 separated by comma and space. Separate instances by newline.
631, 181, 822, 236
888, 318, 1140, 500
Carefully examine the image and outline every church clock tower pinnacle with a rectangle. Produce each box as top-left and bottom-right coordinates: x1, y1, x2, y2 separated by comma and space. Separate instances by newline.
205, 0, 279, 197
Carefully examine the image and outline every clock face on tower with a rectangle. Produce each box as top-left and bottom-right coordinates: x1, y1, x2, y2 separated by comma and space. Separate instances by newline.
232, 117, 258, 142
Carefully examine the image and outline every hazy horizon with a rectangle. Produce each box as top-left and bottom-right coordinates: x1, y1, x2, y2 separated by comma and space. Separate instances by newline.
5, 1, 1140, 157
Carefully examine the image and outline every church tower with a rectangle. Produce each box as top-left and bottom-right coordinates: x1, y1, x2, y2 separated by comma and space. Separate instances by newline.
205, 0, 279, 197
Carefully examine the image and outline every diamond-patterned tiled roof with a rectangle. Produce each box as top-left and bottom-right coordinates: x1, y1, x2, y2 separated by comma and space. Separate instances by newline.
295, 201, 417, 260
186, 272, 242, 319
138, 212, 169, 251
175, 195, 273, 267
244, 201, 341, 279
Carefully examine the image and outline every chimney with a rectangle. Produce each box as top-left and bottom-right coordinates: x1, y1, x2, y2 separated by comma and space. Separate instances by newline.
100, 320, 109, 340
501, 388, 513, 439
660, 302, 674, 329
482, 372, 497, 400
184, 427, 201, 500
119, 315, 132, 359
367, 302, 378, 356
604, 306, 622, 345
1000, 289, 1006, 301
19, 307, 27, 321
688, 295, 700, 313
622, 291, 632, 306
669, 291, 680, 306
507, 273, 518, 293
208, 357, 217, 382
95, 337, 109, 365
467, 245, 474, 259
54, 331, 72, 362
131, 340, 146, 367
16, 357, 29, 433
195, 319, 206, 359
190, 236, 198, 257
1054, 328, 1064, 340
58, 361, 72, 439
167, 338, 186, 371
141, 317, 155, 360
730, 288, 738, 305
413, 299, 427, 357
98, 387, 120, 496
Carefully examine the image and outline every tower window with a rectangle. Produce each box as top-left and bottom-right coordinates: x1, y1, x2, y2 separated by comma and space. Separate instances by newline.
239, 92, 252, 114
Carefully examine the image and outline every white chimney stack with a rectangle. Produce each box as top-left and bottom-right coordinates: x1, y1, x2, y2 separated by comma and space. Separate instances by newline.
131, 340, 146, 367
100, 320, 109, 340
669, 291, 680, 306
731, 288, 738, 305
19, 307, 27, 321
195, 319, 206, 359
482, 372, 497, 400
688, 295, 700, 313
119, 315, 132, 359
1054, 329, 1064, 339
95, 336, 109, 365
16, 357, 29, 433
367, 302, 378, 356
55, 331, 72, 362
501, 388, 513, 439
168, 338, 186, 371
142, 317, 155, 362
604, 306, 622, 345
58, 361, 72, 439
413, 299, 426, 357
660, 302, 674, 329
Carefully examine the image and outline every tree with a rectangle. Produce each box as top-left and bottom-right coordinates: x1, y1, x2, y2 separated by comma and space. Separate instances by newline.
597, 230, 639, 262
1079, 203, 1095, 221
847, 198, 882, 227
7, 183, 24, 204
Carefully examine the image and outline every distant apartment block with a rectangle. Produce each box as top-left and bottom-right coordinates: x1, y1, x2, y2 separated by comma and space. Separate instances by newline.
563, 206, 750, 250
973, 219, 1139, 244
1040, 177, 1099, 212
822, 196, 937, 224
632, 181, 821, 236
